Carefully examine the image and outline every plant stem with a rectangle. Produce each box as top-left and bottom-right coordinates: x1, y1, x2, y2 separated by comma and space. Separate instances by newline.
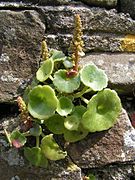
23, 131, 30, 137
81, 96, 89, 104
74, 87, 91, 98
36, 136, 39, 147
49, 75, 54, 81
41, 132, 45, 138
4, 129, 12, 147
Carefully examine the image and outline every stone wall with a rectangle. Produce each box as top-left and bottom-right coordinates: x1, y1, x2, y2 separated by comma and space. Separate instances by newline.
0, 0, 135, 179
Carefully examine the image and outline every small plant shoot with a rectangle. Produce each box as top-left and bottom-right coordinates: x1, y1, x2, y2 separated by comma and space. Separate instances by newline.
4, 14, 122, 168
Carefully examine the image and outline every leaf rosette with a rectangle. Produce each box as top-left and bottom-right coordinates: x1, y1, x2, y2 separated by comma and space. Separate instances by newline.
28, 85, 58, 119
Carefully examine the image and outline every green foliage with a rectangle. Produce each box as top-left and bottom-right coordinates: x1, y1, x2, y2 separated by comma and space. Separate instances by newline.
10, 130, 26, 148
53, 70, 80, 93
36, 59, 54, 82
24, 147, 48, 168
41, 134, 67, 160
5, 14, 122, 169
28, 85, 58, 119
80, 64, 108, 91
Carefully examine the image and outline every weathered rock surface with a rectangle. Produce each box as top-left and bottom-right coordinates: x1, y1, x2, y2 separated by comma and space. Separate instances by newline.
88, 163, 135, 180
80, 0, 117, 7
66, 109, 135, 168
46, 33, 123, 52
120, 0, 135, 19
80, 53, 135, 94
42, 6, 135, 34
0, 10, 45, 102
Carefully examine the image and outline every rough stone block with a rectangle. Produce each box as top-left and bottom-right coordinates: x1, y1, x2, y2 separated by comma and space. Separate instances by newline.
80, 0, 117, 7
42, 6, 135, 34
66, 109, 135, 168
120, 0, 135, 19
80, 53, 135, 94
0, 10, 45, 102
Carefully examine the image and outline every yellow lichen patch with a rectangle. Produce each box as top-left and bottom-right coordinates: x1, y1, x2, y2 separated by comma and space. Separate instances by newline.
121, 35, 135, 52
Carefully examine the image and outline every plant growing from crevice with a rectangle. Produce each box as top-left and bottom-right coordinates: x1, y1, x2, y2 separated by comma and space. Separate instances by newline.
4, 14, 122, 168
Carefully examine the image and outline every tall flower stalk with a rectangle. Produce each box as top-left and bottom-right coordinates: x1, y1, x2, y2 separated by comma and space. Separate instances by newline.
69, 14, 84, 72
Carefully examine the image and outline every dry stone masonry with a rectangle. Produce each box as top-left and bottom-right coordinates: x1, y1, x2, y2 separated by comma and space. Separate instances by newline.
0, 0, 135, 179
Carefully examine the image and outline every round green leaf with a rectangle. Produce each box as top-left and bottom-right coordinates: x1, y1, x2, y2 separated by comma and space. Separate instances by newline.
71, 105, 86, 119
45, 114, 65, 134
10, 130, 26, 148
53, 70, 80, 93
56, 96, 74, 116
82, 88, 122, 132
63, 58, 73, 68
80, 64, 108, 91
41, 134, 67, 161
64, 127, 88, 143
36, 59, 54, 82
28, 85, 58, 119
64, 115, 80, 131
50, 49, 66, 62
29, 123, 42, 136
24, 147, 48, 168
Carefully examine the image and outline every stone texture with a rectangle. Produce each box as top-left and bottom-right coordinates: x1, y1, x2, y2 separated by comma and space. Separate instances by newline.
120, 0, 135, 19
0, 0, 72, 6
80, 53, 135, 94
66, 109, 135, 168
80, 0, 117, 7
0, 10, 45, 102
42, 6, 135, 34
46, 33, 124, 52
88, 163, 135, 180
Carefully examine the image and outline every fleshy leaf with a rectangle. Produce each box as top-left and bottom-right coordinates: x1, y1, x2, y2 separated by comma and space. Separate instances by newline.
24, 147, 48, 168
63, 57, 73, 68
36, 59, 54, 82
64, 115, 80, 131
29, 123, 42, 136
53, 70, 80, 93
10, 130, 26, 148
41, 134, 67, 160
82, 88, 122, 132
71, 105, 86, 119
45, 114, 65, 134
28, 85, 58, 119
56, 96, 74, 116
64, 127, 88, 143
80, 64, 108, 91
50, 49, 66, 62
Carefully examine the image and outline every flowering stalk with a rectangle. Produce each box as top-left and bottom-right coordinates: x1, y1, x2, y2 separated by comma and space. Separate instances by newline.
69, 14, 84, 73
41, 37, 49, 61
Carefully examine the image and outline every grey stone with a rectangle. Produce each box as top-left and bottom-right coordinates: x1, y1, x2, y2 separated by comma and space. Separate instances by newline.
46, 33, 123, 53
79, 0, 117, 7
42, 6, 135, 34
88, 163, 135, 180
66, 109, 135, 168
120, 0, 135, 19
80, 53, 135, 94
0, 10, 45, 102
0, 155, 82, 180
0, 0, 72, 6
